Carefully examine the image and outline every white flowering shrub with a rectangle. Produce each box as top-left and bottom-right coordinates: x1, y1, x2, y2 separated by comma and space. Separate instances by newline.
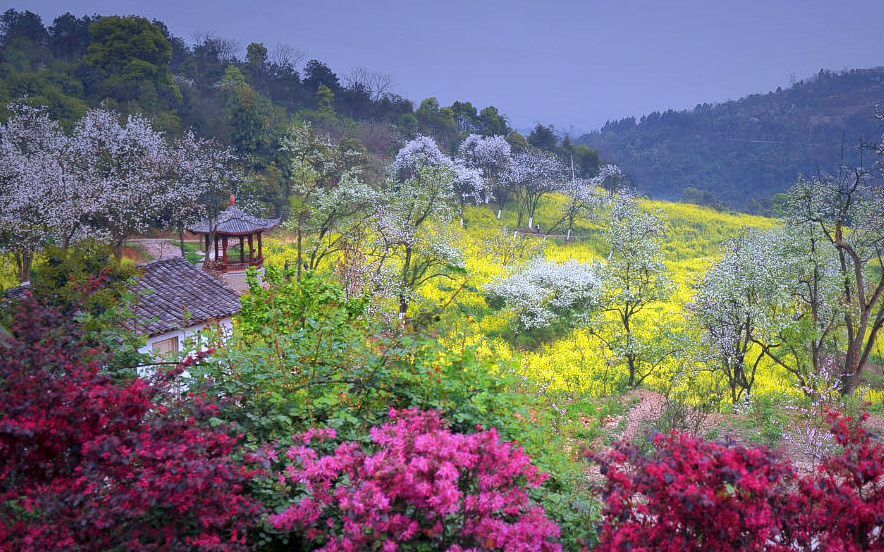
485, 258, 601, 332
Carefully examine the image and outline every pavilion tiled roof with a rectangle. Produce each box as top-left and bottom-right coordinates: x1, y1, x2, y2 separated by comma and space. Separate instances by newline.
187, 205, 279, 236
133, 257, 241, 337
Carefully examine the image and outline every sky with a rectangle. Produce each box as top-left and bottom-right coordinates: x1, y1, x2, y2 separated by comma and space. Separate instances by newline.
23, 0, 884, 134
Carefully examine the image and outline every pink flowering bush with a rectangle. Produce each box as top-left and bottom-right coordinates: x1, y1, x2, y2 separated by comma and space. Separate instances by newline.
268, 408, 562, 551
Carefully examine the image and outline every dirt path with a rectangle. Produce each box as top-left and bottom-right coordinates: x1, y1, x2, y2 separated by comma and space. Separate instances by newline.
617, 389, 667, 443
127, 238, 204, 261
127, 238, 183, 261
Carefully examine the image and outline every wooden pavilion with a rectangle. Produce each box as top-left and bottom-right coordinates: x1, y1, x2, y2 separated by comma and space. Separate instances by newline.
188, 196, 280, 273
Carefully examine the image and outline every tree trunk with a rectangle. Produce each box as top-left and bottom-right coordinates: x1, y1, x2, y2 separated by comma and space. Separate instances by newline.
296, 227, 303, 282
840, 371, 859, 397
114, 239, 125, 261
399, 245, 413, 318
15, 251, 33, 283
178, 227, 186, 257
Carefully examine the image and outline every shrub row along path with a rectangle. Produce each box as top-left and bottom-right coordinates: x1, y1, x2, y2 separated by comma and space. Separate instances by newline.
597, 388, 884, 476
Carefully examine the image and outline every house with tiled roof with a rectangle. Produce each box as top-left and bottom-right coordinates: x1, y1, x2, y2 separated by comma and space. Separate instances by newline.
133, 257, 241, 356
3, 257, 241, 357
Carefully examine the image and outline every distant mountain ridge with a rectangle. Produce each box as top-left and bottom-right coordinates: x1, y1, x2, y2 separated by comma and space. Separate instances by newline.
578, 67, 884, 211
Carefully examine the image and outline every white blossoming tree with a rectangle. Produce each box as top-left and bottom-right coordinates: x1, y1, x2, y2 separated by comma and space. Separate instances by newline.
590, 194, 676, 387
550, 173, 605, 241
450, 161, 487, 228
69, 108, 177, 259
457, 134, 510, 219
595, 163, 626, 197
301, 173, 378, 272
164, 130, 239, 256
691, 232, 778, 403
280, 121, 340, 279
0, 102, 103, 282
693, 222, 847, 402
502, 148, 565, 229
485, 258, 602, 333
0, 103, 68, 282
392, 134, 449, 177
381, 136, 467, 316
782, 172, 884, 395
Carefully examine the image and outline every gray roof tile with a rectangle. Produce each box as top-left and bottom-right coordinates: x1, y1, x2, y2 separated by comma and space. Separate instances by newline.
133, 257, 241, 336
187, 205, 279, 235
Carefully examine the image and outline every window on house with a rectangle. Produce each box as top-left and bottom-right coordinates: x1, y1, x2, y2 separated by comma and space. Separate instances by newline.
151, 336, 179, 356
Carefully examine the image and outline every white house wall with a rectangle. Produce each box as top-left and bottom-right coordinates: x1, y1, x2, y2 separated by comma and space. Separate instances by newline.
138, 317, 234, 361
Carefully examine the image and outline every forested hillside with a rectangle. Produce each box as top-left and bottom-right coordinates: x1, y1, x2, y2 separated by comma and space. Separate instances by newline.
579, 67, 884, 211
0, 9, 602, 219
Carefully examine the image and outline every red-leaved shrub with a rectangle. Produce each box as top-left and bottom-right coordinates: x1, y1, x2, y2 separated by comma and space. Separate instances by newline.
268, 408, 562, 552
0, 297, 262, 552
797, 410, 884, 551
589, 432, 798, 551
590, 410, 884, 552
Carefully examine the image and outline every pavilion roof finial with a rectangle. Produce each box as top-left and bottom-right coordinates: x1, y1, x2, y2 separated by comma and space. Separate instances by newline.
230, 194, 236, 206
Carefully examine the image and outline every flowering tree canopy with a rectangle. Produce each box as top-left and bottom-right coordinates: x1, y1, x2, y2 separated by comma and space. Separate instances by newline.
380, 137, 470, 315
594, 164, 626, 197
591, 194, 675, 386
782, 173, 884, 395
503, 148, 565, 229
0, 102, 90, 281
69, 108, 175, 257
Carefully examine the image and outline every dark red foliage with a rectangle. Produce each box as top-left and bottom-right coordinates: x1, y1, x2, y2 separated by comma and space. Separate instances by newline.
589, 432, 799, 552
0, 297, 262, 552
797, 410, 884, 551
589, 410, 884, 552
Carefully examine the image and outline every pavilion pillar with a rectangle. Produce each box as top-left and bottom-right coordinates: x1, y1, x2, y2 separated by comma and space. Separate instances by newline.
248, 234, 254, 262
214, 236, 219, 261
222, 236, 228, 269
204, 234, 209, 253
239, 236, 244, 263
258, 232, 263, 260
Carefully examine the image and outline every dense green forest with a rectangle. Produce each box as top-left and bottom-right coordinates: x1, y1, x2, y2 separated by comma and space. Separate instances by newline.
579, 67, 884, 212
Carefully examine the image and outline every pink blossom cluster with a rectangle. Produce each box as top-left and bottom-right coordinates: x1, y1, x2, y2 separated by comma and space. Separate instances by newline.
269, 408, 562, 552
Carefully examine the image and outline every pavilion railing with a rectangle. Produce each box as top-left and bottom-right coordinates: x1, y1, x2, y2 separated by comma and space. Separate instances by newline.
203, 256, 264, 273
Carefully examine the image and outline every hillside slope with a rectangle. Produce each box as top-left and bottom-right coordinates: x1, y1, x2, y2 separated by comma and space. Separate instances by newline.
578, 67, 884, 211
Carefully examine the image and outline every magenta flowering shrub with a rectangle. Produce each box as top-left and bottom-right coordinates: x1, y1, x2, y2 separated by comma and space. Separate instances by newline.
268, 408, 562, 552
589, 431, 799, 552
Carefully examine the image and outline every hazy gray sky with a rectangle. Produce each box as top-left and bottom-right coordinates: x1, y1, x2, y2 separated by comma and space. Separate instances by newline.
24, 0, 884, 133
